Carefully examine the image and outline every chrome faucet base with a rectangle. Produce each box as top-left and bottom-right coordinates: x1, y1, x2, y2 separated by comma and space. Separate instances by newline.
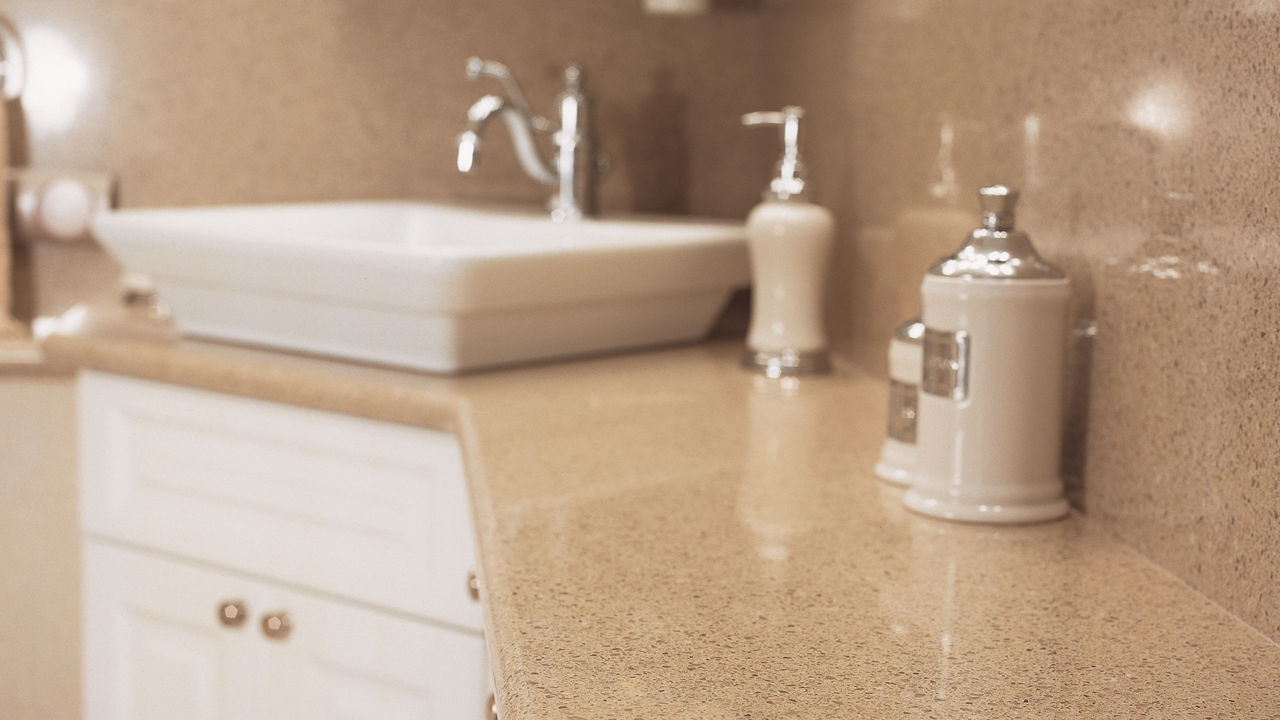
741, 348, 832, 377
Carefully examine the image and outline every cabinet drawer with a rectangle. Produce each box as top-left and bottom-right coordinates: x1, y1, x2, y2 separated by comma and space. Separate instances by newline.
79, 371, 482, 630
84, 540, 490, 720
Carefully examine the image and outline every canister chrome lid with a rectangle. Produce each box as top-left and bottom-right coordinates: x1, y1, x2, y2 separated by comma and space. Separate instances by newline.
927, 185, 1065, 280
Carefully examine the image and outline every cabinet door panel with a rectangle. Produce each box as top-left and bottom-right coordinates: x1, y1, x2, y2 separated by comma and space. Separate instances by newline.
83, 541, 256, 720
255, 569, 489, 720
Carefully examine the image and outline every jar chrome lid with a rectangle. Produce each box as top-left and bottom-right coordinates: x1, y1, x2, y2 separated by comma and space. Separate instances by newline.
927, 185, 1065, 280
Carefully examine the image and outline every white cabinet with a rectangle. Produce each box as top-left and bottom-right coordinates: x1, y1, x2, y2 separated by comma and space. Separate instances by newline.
84, 542, 488, 720
78, 372, 490, 720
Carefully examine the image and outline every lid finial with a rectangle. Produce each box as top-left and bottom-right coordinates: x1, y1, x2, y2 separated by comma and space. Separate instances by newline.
978, 184, 1019, 232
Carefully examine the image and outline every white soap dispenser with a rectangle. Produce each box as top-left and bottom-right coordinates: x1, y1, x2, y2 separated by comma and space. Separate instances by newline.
740, 106, 835, 376
904, 185, 1071, 523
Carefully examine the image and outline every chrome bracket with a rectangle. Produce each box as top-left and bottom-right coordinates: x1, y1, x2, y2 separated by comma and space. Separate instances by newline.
922, 327, 969, 401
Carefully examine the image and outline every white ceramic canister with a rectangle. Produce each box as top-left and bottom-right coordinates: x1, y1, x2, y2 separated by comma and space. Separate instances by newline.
903, 185, 1071, 524
739, 106, 834, 377
875, 317, 924, 486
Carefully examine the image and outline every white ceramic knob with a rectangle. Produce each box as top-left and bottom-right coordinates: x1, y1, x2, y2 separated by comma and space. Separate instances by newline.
35, 177, 96, 241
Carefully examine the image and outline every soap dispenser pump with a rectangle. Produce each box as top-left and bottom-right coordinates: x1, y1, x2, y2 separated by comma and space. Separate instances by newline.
740, 106, 835, 377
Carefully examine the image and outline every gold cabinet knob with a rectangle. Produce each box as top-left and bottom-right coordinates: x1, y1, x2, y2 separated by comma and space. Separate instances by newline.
468, 570, 480, 602
260, 611, 293, 640
217, 600, 247, 628
486, 691, 499, 720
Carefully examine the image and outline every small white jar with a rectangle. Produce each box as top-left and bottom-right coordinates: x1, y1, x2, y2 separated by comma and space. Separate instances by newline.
875, 318, 924, 487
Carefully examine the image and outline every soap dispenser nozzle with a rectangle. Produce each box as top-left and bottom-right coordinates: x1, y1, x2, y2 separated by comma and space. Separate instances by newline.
742, 106, 809, 202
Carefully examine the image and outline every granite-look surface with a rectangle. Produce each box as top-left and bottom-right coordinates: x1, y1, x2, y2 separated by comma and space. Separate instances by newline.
761, 0, 1280, 641
7, 0, 770, 320
43, 333, 1280, 718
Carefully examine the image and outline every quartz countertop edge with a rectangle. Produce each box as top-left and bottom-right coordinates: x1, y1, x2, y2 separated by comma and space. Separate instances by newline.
41, 333, 462, 429
0, 336, 71, 376
41, 332, 1280, 719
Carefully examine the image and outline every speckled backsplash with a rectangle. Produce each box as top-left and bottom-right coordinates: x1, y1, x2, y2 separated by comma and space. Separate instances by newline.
760, 0, 1280, 641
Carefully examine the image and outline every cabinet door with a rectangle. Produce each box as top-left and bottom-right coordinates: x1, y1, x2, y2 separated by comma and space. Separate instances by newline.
256, 577, 490, 720
83, 541, 258, 720
85, 541, 490, 720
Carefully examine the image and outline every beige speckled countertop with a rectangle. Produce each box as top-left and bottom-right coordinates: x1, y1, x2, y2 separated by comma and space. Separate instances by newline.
41, 332, 1280, 718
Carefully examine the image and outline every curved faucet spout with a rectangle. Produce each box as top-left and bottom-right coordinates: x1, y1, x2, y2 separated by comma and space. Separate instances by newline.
457, 94, 557, 186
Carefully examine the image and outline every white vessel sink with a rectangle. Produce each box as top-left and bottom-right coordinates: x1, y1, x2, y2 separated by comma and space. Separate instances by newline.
91, 202, 748, 372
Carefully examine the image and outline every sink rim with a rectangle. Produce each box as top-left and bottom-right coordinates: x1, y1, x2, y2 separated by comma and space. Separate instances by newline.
89, 199, 750, 373
93, 200, 747, 260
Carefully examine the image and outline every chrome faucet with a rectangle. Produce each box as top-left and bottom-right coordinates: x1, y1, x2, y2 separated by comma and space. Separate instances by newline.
457, 57, 598, 221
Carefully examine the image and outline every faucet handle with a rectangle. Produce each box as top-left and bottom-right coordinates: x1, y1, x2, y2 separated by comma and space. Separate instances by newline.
464, 56, 552, 132
463, 56, 488, 81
